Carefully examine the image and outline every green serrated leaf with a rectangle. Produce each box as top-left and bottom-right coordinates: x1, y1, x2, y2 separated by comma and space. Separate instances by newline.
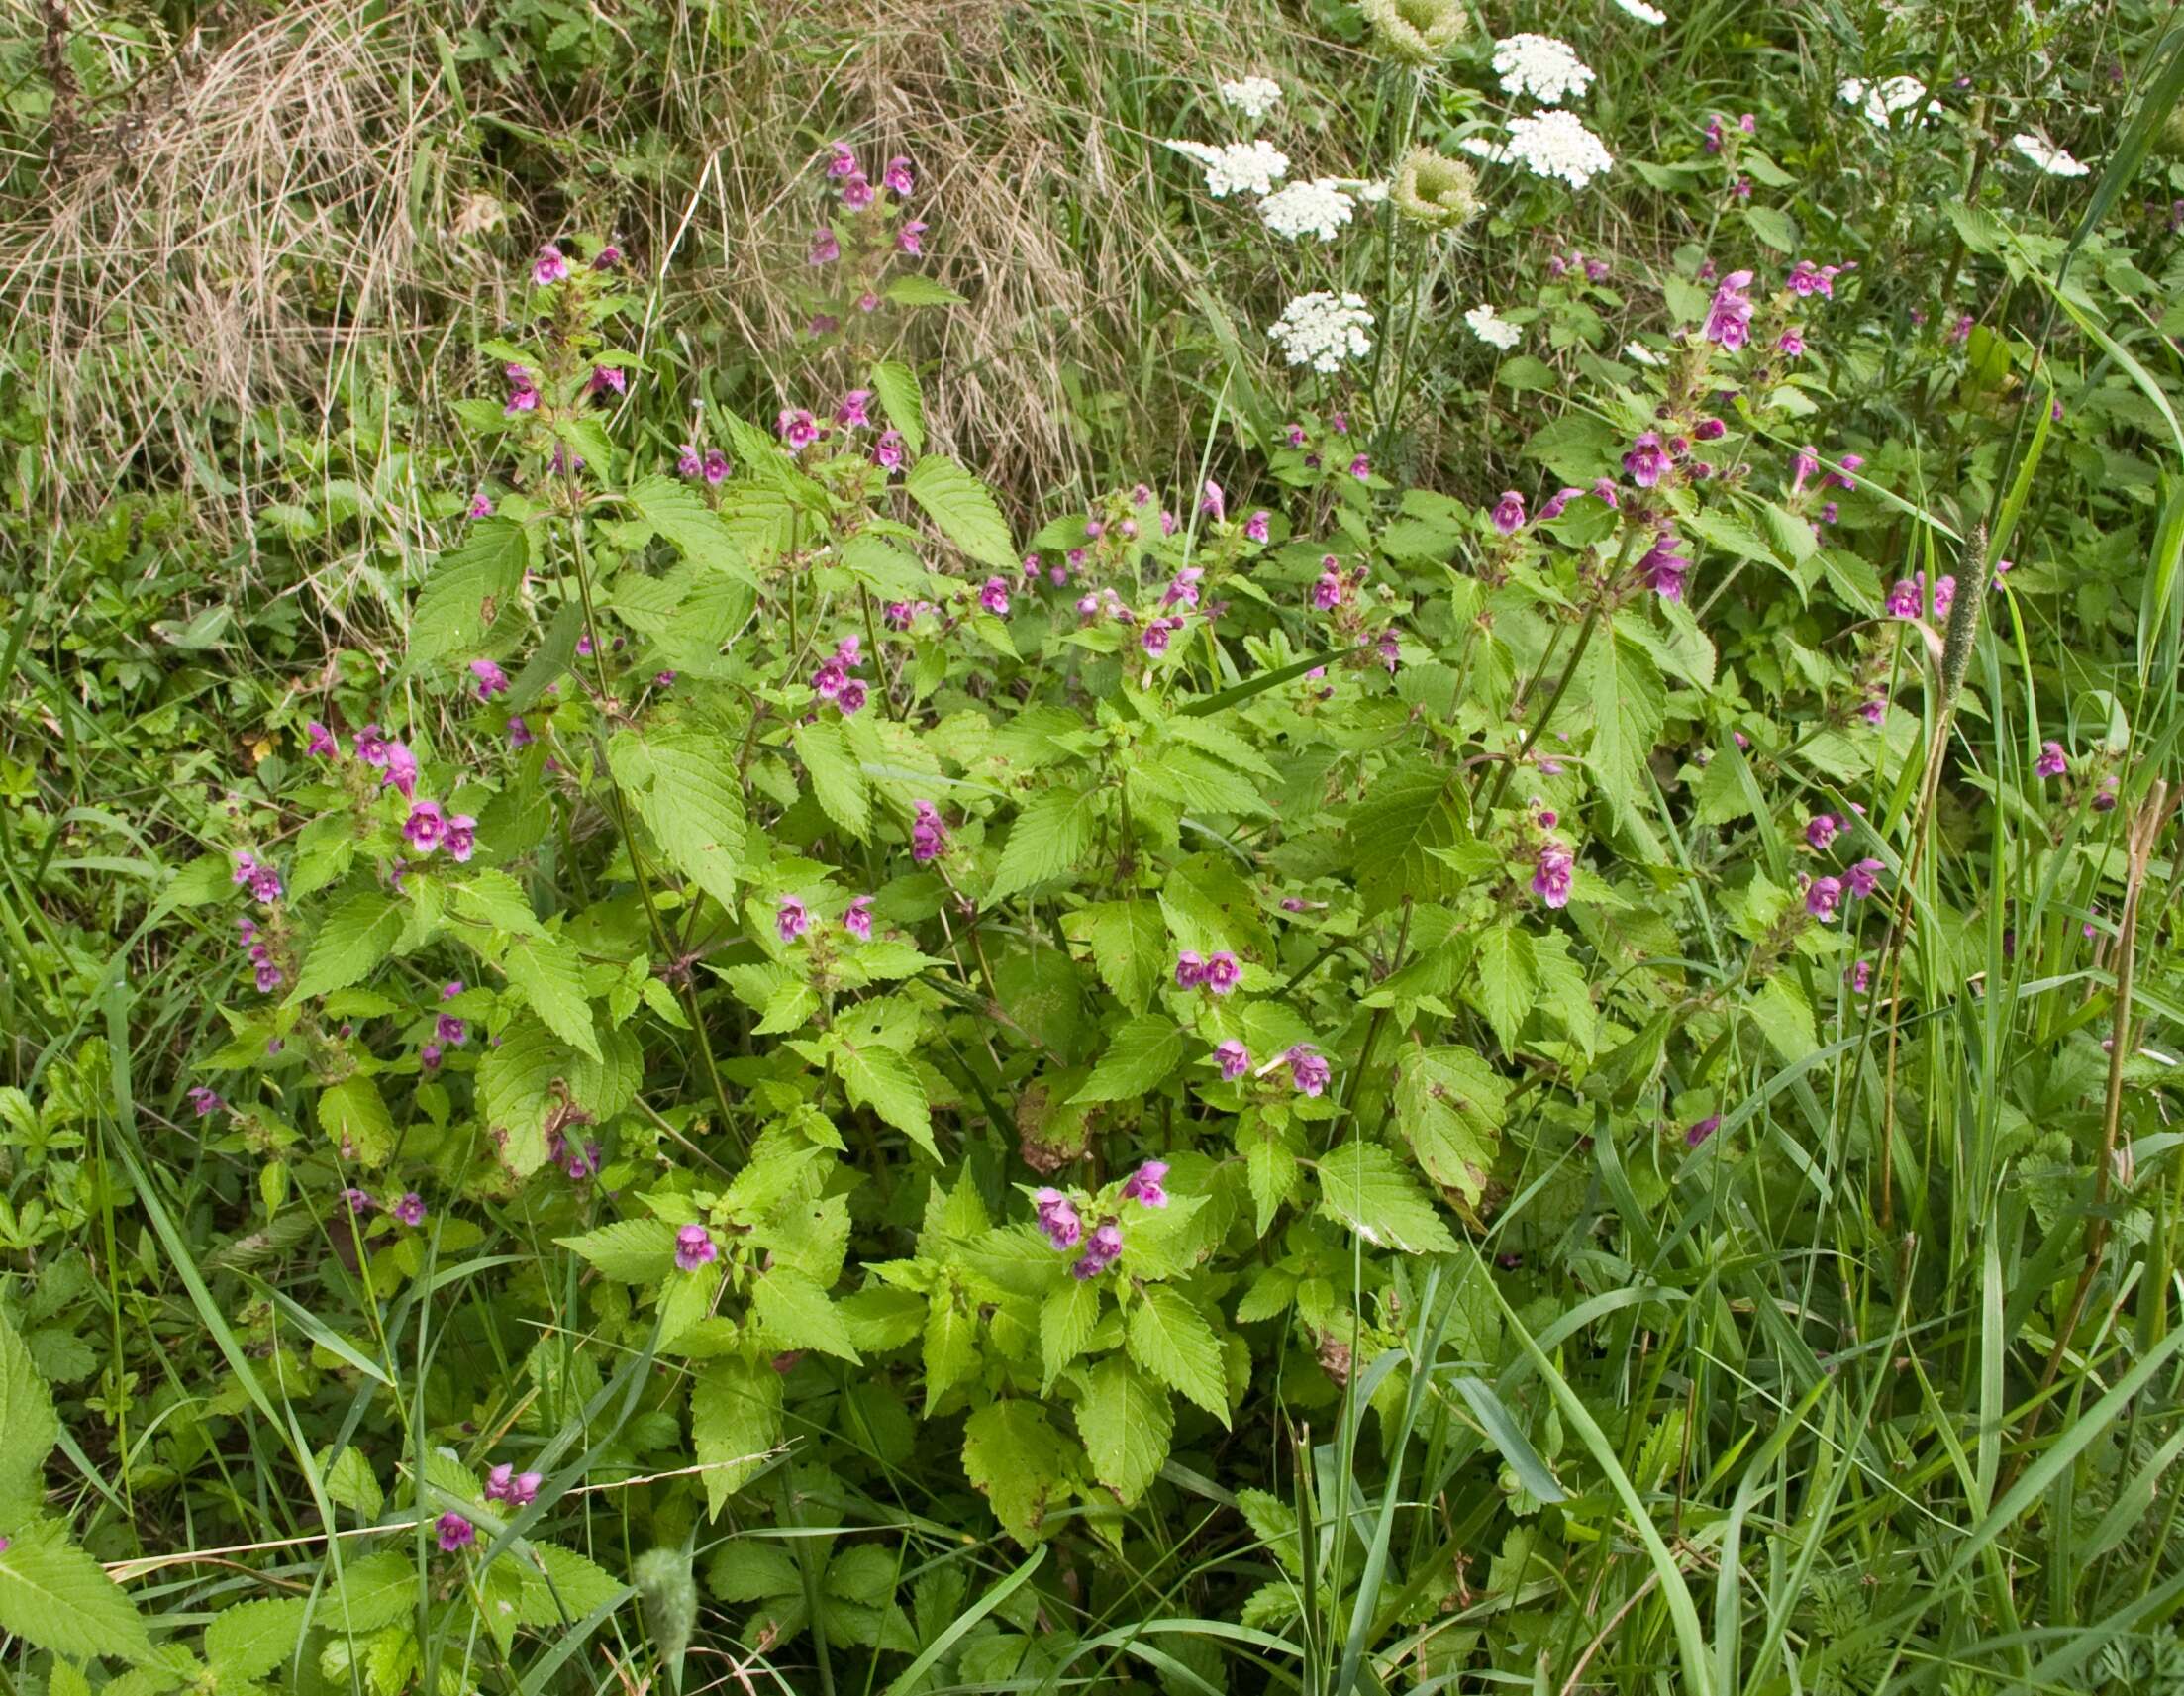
452, 868, 546, 938
1074, 1357, 1171, 1506
1316, 1141, 1457, 1254
792, 720, 871, 840
291, 890, 402, 1003
503, 933, 600, 1061
1469, 924, 1538, 1056
206, 1596, 310, 1679
0, 1312, 57, 1521
962, 1401, 1075, 1543
1040, 1279, 1100, 1390
0, 1520, 152, 1663
624, 475, 756, 583
1125, 1286, 1230, 1426
904, 455, 1016, 570
989, 787, 1100, 900
1393, 1046, 1505, 1207
411, 520, 530, 666
318, 1075, 396, 1168
750, 1266, 860, 1361
869, 361, 926, 456
838, 1042, 937, 1159
692, 1357, 783, 1518
556, 1219, 678, 1281
622, 730, 749, 909
1071, 1017, 1183, 1104
1062, 901, 1166, 1013
1583, 629, 1667, 837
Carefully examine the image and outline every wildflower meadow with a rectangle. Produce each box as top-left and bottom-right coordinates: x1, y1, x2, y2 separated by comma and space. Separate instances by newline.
4, 0, 2184, 1690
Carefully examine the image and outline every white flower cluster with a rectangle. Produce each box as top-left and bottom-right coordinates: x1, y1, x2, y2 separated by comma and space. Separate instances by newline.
1837, 75, 1939, 127
1503, 110, 1615, 190
1457, 135, 1512, 164
1268, 291, 1374, 373
1258, 178, 1356, 242
1492, 35, 1595, 105
1219, 76, 1283, 121
1464, 304, 1522, 349
1166, 138, 1291, 198
2009, 132, 2091, 177
1609, 0, 1666, 21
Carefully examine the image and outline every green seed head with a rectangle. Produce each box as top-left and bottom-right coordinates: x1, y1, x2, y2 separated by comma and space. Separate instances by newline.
1392, 148, 1482, 230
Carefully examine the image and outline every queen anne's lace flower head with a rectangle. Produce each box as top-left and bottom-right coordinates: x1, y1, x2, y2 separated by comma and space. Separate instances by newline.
1268, 292, 1374, 373
1503, 110, 1615, 190
1609, 0, 1666, 20
1258, 178, 1356, 242
1491, 35, 1595, 105
1391, 149, 1482, 229
1219, 76, 1283, 121
1358, 0, 1467, 64
1166, 138, 1290, 198
1464, 304, 1522, 349
1838, 75, 1940, 127
2009, 133, 2091, 177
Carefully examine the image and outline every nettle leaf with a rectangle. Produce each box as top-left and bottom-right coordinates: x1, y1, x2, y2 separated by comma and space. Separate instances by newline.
0, 1520, 151, 1663
453, 868, 546, 939
1125, 1287, 1230, 1426
205, 1596, 311, 1679
1075, 1356, 1172, 1506
1583, 627, 1667, 835
1063, 901, 1166, 1012
614, 729, 750, 910
0, 1311, 58, 1521
318, 1075, 396, 1167
624, 474, 757, 583
692, 1357, 784, 1518
793, 720, 871, 840
837, 1041, 937, 1159
1071, 1017, 1184, 1104
1316, 1141, 1457, 1254
410, 519, 530, 666
503, 932, 601, 1061
291, 890, 402, 1003
557, 1219, 677, 1281
962, 1400, 1076, 1544
321, 1549, 414, 1633
869, 360, 926, 456
1041, 1278, 1101, 1390
481, 1016, 640, 1175
1349, 763, 1472, 916
1394, 1046, 1506, 1208
885, 274, 968, 308
1469, 923, 1539, 1056
905, 455, 1016, 570
750, 1266, 860, 1361
1747, 973, 1818, 1063
989, 786, 1101, 901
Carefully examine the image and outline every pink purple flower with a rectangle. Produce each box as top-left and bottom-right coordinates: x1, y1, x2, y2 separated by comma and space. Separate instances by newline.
1347, 454, 1371, 480
897, 220, 927, 255
675, 1224, 718, 1270
532, 246, 568, 287
809, 227, 841, 265
883, 155, 915, 195
844, 895, 874, 941
1490, 490, 1526, 536
778, 897, 809, 943
343, 1187, 373, 1215
1285, 1045, 1331, 1097
1173, 950, 1206, 989
678, 444, 704, 478
468, 491, 494, 519
1777, 329, 1805, 358
1214, 1040, 1250, 1081
1121, 1160, 1170, 1208
911, 801, 947, 861
590, 365, 626, 399
704, 449, 729, 485
826, 142, 857, 178
437, 1513, 475, 1553
1703, 269, 1756, 349
1931, 575, 1956, 619
842, 174, 875, 210
778, 409, 820, 449
1848, 958, 1872, 994
874, 430, 905, 470
392, 1192, 426, 1227
470, 658, 510, 700
1806, 814, 1839, 850
1639, 532, 1691, 600
382, 743, 419, 799
484, 1465, 542, 1508
837, 389, 872, 429
1035, 1188, 1084, 1249
1072, 1221, 1124, 1279
1199, 480, 1225, 522
979, 577, 1011, 616
436, 1013, 467, 1048
404, 802, 447, 854
1805, 876, 1842, 921
2036, 741, 2068, 778
1845, 857, 1884, 900
1786, 260, 1844, 298
1623, 433, 1670, 487
1532, 840, 1574, 908
1243, 510, 1270, 543
508, 716, 534, 748
186, 1085, 225, 1117
1201, 951, 1241, 995
1886, 577, 1923, 619
1825, 454, 1862, 492
1684, 1114, 1722, 1148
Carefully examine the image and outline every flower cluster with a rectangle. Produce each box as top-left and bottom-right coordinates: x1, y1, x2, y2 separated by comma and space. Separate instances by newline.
1257, 178, 1356, 242
1166, 138, 1291, 199
1491, 35, 1595, 106
1463, 303, 1522, 349
1498, 110, 1616, 191
804, 143, 926, 331
1174, 949, 1242, 995
811, 634, 869, 715
1838, 75, 1940, 127
1218, 76, 1282, 121
1267, 291, 1374, 373
2009, 133, 2091, 178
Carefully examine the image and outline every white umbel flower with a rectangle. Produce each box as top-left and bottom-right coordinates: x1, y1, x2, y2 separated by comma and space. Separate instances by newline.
1492, 35, 1595, 105
1166, 138, 1291, 198
1219, 77, 1283, 121
1458, 135, 1512, 164
1258, 178, 1356, 241
1608, 0, 1666, 20
1464, 304, 1522, 349
1837, 75, 1939, 127
1504, 110, 1615, 189
2009, 133, 2091, 177
1268, 291, 1374, 373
